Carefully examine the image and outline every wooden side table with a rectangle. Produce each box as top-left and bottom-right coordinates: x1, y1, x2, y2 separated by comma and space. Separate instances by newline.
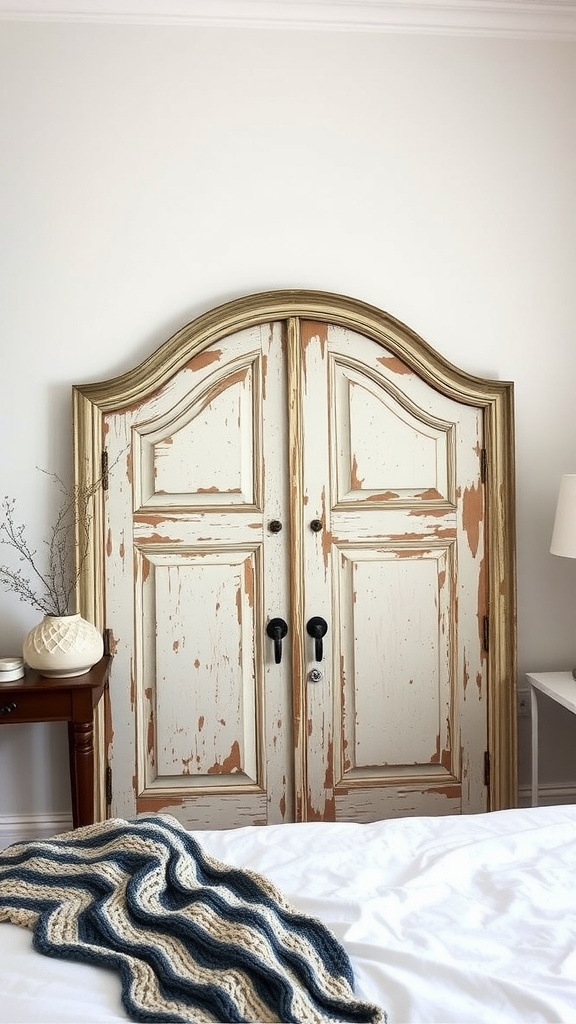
0, 655, 112, 828
525, 670, 576, 807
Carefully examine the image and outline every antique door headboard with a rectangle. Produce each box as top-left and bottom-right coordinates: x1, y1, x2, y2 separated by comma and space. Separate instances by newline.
73, 290, 516, 824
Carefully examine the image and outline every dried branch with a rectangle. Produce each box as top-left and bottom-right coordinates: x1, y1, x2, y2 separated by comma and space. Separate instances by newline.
0, 467, 106, 617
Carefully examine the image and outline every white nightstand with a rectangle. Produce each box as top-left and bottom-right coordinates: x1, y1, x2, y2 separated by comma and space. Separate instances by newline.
525, 671, 576, 807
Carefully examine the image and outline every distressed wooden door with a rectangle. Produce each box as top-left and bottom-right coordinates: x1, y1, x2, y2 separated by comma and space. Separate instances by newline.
101, 322, 296, 827
297, 321, 486, 820
74, 291, 516, 825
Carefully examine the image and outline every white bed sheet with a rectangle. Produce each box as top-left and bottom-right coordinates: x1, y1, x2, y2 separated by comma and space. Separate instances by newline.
2, 804, 576, 1023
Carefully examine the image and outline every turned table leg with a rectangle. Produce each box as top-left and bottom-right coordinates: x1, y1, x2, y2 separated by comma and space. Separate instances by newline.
68, 719, 95, 828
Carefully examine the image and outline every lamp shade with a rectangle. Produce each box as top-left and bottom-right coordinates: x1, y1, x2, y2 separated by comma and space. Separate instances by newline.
550, 474, 576, 558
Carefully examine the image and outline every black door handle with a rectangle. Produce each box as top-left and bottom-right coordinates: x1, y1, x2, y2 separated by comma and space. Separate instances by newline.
306, 616, 328, 662
266, 617, 288, 664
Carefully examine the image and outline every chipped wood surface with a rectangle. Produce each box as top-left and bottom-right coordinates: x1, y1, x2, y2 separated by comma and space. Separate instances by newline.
99, 324, 294, 826
73, 290, 516, 825
298, 321, 486, 821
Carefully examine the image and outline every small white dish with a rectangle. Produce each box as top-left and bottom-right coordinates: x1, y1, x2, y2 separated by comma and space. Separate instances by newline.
0, 657, 25, 682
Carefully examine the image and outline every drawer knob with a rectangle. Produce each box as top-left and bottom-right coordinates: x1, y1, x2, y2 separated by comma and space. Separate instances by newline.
0, 702, 17, 715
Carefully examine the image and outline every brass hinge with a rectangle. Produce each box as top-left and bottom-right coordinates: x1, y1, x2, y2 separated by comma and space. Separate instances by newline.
105, 764, 113, 808
484, 750, 490, 787
480, 447, 487, 484
101, 449, 109, 491
483, 615, 489, 652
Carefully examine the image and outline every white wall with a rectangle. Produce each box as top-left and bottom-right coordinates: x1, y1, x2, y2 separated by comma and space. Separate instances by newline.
1, 20, 575, 825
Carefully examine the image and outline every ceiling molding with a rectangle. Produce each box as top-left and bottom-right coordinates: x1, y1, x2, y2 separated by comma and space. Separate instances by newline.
1, 1, 576, 39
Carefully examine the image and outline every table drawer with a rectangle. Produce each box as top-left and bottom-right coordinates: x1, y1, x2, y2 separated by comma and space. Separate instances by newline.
0, 690, 71, 722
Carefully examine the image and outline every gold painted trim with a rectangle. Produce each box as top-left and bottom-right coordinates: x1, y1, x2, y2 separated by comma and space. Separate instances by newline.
285, 316, 307, 822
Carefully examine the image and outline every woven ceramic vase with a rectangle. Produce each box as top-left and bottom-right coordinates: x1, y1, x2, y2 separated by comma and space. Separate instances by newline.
23, 613, 103, 678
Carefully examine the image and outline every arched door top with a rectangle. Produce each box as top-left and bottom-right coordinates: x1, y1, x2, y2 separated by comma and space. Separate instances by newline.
74, 290, 513, 413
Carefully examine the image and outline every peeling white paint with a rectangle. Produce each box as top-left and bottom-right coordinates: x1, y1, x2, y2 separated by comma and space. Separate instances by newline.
102, 316, 488, 826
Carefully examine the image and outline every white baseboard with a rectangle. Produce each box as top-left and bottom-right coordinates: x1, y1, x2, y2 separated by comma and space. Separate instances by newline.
1, 788, 575, 848
516, 782, 576, 808
0, 812, 73, 850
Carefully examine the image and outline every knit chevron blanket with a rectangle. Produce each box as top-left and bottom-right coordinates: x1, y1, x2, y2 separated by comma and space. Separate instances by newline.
0, 813, 385, 1024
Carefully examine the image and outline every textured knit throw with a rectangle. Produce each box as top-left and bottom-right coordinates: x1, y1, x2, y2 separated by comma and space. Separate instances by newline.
0, 813, 385, 1024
